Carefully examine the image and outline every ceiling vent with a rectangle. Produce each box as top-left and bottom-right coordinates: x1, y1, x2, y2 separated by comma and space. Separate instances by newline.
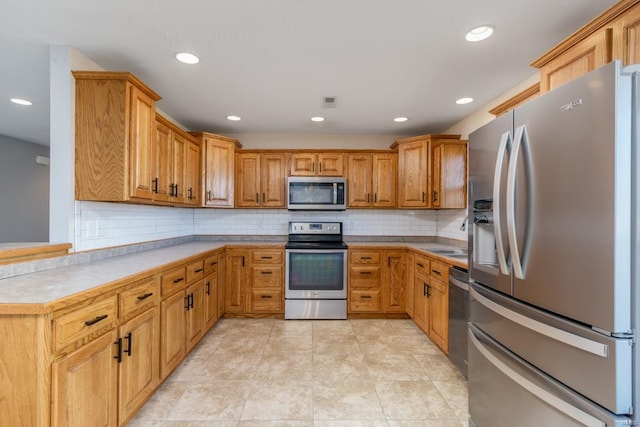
323, 96, 337, 108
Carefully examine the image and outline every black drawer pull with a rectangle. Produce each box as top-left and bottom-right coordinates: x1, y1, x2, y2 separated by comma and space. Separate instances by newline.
360, 295, 372, 299
172, 277, 184, 284
360, 271, 372, 275
209, 261, 218, 266
137, 292, 153, 301
432, 269, 442, 276
360, 256, 372, 260
124, 332, 132, 356
114, 338, 122, 363
206, 281, 211, 295
417, 263, 424, 268
261, 271, 273, 275
194, 268, 204, 273
261, 256, 273, 259
84, 314, 108, 326
260, 295, 273, 299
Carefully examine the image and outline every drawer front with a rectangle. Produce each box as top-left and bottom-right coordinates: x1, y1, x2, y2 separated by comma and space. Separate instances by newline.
186, 260, 205, 283
430, 260, 448, 282
349, 289, 381, 312
251, 289, 283, 312
161, 266, 187, 297
349, 266, 381, 288
119, 277, 158, 317
252, 265, 282, 288
54, 296, 118, 352
349, 250, 381, 264
204, 254, 219, 275
415, 255, 431, 276
252, 250, 283, 264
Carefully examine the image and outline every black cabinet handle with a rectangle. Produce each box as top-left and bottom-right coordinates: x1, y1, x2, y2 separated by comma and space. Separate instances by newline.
261, 271, 273, 275
417, 263, 424, 268
242, 256, 245, 267
209, 261, 218, 266
260, 295, 273, 299
426, 284, 431, 297
261, 256, 273, 259
360, 295, 372, 299
185, 295, 190, 310
432, 269, 442, 276
114, 338, 122, 363
84, 314, 108, 326
367, 193, 370, 203
124, 332, 132, 357
188, 187, 193, 200
422, 192, 425, 202
152, 178, 158, 193
361, 256, 372, 260
423, 283, 427, 296
207, 190, 212, 201
137, 292, 153, 301
189, 293, 194, 309
194, 268, 204, 273
360, 271, 372, 275
433, 190, 438, 203
312, 162, 315, 173
174, 184, 179, 197
206, 281, 211, 295
173, 277, 184, 284
374, 193, 377, 203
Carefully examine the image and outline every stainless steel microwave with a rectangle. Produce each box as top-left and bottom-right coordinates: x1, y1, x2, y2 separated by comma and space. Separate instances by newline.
287, 176, 347, 210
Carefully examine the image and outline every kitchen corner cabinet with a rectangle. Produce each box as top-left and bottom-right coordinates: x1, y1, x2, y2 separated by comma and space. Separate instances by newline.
412, 253, 449, 354
393, 134, 467, 209
236, 152, 287, 208
191, 132, 242, 208
74, 72, 161, 203
289, 152, 344, 176
347, 153, 397, 208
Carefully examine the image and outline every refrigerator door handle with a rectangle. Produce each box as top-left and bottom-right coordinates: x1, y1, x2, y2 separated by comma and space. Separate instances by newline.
471, 287, 609, 357
469, 330, 607, 427
493, 131, 511, 275
506, 125, 527, 279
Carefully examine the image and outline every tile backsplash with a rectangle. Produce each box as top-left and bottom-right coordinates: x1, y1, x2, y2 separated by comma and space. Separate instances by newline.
74, 201, 467, 251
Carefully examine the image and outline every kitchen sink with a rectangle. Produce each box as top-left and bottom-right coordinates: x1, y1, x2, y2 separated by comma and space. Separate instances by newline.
423, 248, 468, 259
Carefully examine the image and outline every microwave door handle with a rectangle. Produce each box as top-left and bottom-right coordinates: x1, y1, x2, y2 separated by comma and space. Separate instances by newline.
333, 183, 337, 204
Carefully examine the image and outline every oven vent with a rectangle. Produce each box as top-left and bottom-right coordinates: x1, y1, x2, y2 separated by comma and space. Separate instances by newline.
323, 96, 337, 108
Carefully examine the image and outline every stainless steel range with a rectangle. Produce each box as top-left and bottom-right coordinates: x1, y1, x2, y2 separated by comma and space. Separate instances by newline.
284, 221, 348, 319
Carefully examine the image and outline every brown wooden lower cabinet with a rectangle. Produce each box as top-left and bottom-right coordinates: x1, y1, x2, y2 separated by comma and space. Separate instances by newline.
160, 288, 187, 378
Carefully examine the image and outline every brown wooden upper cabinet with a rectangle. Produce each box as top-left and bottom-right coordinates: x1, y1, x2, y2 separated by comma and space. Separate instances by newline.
191, 132, 242, 208
236, 152, 287, 208
74, 72, 161, 203
393, 134, 467, 209
347, 153, 397, 208
532, 0, 640, 93
289, 152, 344, 176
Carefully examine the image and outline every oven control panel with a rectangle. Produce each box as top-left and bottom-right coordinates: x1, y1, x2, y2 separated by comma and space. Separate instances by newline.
289, 221, 342, 235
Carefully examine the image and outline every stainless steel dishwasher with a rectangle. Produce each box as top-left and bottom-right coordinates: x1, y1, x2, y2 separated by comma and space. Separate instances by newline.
448, 265, 469, 378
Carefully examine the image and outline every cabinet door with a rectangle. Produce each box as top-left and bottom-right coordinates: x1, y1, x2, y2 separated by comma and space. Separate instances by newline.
171, 132, 187, 204
203, 138, 235, 207
539, 28, 612, 93
398, 140, 428, 208
405, 252, 415, 318
185, 138, 201, 205
432, 143, 467, 209
614, 2, 640, 65
413, 274, 429, 334
261, 153, 287, 207
153, 120, 172, 203
225, 250, 248, 313
118, 307, 159, 424
204, 270, 219, 329
318, 153, 344, 176
372, 153, 397, 207
289, 153, 316, 176
236, 153, 261, 207
160, 290, 186, 379
51, 330, 118, 427
382, 250, 405, 313
186, 280, 205, 351
347, 154, 372, 207
428, 279, 448, 354
129, 84, 156, 200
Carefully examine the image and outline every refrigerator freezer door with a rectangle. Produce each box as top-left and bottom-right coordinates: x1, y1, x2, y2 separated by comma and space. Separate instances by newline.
510, 61, 632, 334
471, 284, 632, 414
468, 111, 513, 295
469, 325, 630, 427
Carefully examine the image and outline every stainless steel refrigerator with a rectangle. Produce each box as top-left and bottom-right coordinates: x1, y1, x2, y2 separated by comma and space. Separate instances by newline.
468, 60, 639, 426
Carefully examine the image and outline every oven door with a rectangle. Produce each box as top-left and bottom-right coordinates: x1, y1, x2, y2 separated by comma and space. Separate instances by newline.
285, 249, 347, 299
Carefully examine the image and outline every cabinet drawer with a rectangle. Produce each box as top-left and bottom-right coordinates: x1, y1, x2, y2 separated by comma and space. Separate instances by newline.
204, 254, 219, 275
415, 255, 430, 276
252, 250, 283, 264
252, 266, 282, 288
161, 266, 187, 297
350, 250, 381, 264
119, 277, 158, 318
349, 289, 381, 312
54, 296, 118, 352
429, 260, 448, 282
186, 260, 205, 283
251, 289, 283, 312
349, 266, 381, 288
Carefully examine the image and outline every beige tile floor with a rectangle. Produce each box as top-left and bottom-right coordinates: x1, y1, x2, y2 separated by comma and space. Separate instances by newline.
127, 318, 469, 427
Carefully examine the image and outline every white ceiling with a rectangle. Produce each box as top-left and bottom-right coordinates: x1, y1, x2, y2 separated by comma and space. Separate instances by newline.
0, 0, 619, 146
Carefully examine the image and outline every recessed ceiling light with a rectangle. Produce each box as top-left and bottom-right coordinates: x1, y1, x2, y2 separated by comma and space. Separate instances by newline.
226, 115, 241, 121
456, 97, 474, 105
311, 116, 325, 122
10, 98, 32, 106
465, 25, 494, 42
393, 117, 408, 123
175, 52, 199, 64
